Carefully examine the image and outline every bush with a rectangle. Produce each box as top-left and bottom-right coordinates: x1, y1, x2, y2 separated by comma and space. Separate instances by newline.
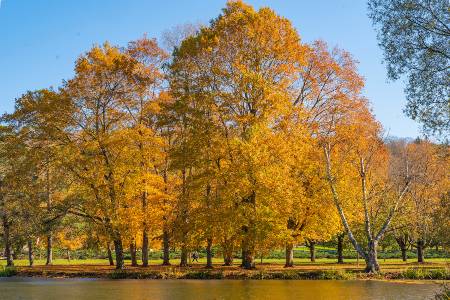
314, 270, 354, 280
401, 268, 450, 280
0, 266, 17, 277
182, 271, 224, 279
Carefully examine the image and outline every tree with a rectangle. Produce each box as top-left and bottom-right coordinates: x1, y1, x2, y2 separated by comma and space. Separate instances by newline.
323, 122, 411, 272
287, 40, 368, 267
403, 140, 449, 262
58, 40, 167, 269
287, 36, 412, 273
168, 0, 305, 269
0, 126, 22, 267
122, 37, 168, 267
3, 89, 72, 266
368, 0, 450, 138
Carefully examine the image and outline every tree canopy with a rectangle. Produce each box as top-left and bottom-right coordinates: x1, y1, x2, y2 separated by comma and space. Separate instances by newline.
368, 0, 450, 138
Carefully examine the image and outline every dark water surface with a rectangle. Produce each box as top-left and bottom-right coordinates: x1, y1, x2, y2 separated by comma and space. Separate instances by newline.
0, 278, 441, 300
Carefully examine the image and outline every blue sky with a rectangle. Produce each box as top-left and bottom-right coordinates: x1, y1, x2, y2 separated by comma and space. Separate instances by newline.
0, 0, 419, 138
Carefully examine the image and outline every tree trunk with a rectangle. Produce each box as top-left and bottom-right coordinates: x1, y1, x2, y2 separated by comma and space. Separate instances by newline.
45, 159, 52, 266
142, 227, 149, 267
308, 241, 316, 262
180, 246, 188, 267
129, 241, 138, 267
241, 227, 255, 269
67, 249, 71, 262
223, 254, 233, 266
223, 245, 234, 266
141, 190, 149, 267
2, 215, 14, 267
107, 242, 114, 266
113, 238, 125, 270
284, 242, 294, 267
206, 237, 213, 269
162, 227, 171, 265
417, 239, 425, 263
395, 234, 408, 262
337, 234, 344, 264
401, 246, 407, 262
46, 232, 53, 265
241, 249, 255, 269
28, 239, 34, 266
364, 240, 380, 273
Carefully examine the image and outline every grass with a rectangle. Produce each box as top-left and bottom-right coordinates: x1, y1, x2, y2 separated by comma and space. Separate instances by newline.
397, 268, 450, 280
1, 257, 448, 280
0, 265, 17, 277
1, 257, 448, 268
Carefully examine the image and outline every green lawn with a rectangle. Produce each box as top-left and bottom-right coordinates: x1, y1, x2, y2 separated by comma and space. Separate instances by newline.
2, 257, 448, 267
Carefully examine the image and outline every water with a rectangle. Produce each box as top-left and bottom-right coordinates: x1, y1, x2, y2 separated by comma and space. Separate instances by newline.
0, 278, 442, 300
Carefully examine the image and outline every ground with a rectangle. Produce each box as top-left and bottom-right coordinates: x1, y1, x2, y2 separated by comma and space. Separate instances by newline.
1, 257, 449, 279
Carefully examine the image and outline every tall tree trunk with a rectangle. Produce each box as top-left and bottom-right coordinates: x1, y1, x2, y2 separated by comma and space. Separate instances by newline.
180, 246, 188, 267
2, 215, 13, 267
241, 226, 255, 269
241, 191, 256, 270
141, 191, 149, 267
130, 240, 138, 267
113, 238, 125, 270
46, 233, 53, 265
395, 234, 408, 262
162, 226, 171, 266
223, 243, 234, 266
401, 247, 407, 262
67, 249, 71, 262
309, 242, 316, 262
107, 242, 114, 266
417, 239, 425, 263
364, 240, 380, 273
337, 233, 344, 264
142, 228, 149, 267
206, 237, 213, 269
285, 242, 294, 267
28, 239, 34, 267
45, 158, 53, 266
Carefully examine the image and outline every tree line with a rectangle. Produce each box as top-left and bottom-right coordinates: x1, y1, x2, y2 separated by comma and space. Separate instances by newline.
1, 1, 448, 273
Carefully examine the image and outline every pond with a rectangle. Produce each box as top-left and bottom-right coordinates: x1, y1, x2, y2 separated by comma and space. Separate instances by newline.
0, 278, 442, 300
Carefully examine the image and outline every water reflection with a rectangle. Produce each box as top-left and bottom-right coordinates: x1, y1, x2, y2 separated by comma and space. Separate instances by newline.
0, 278, 440, 300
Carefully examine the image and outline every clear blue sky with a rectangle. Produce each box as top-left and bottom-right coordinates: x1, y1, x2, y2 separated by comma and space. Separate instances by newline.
0, 0, 419, 138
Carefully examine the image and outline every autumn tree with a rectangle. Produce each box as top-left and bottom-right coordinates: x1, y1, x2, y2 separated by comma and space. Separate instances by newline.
0, 126, 22, 267
57, 39, 167, 269
290, 40, 411, 272
403, 140, 449, 262
3, 89, 72, 266
168, 0, 306, 269
285, 41, 366, 267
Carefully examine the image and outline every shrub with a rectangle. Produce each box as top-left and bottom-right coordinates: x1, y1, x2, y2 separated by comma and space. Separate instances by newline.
401, 268, 450, 280
0, 266, 17, 277
315, 269, 354, 280
182, 271, 223, 279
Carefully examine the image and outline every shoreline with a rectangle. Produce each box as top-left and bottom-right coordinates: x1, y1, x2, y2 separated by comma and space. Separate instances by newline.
2, 265, 448, 281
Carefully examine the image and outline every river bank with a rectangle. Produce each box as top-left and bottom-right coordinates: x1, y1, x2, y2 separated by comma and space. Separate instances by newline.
2, 262, 449, 280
